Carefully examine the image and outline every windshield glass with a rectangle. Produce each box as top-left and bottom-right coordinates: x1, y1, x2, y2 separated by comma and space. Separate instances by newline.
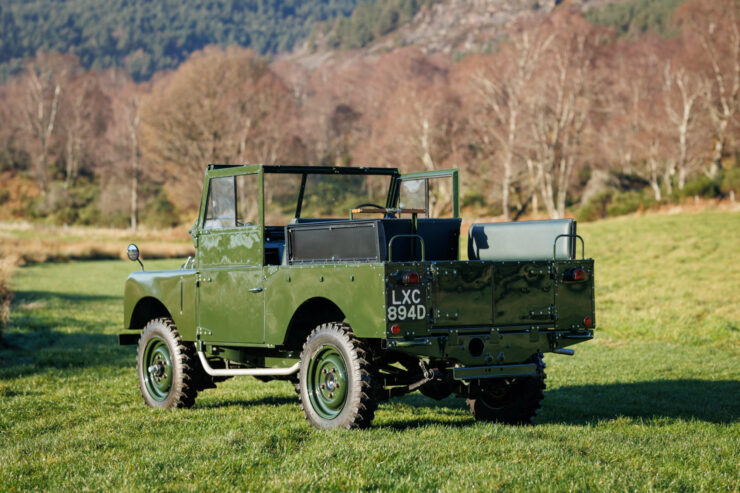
264, 173, 303, 225
264, 170, 393, 224
301, 173, 391, 219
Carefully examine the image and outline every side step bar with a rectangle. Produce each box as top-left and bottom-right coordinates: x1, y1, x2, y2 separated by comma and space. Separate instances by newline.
197, 351, 300, 377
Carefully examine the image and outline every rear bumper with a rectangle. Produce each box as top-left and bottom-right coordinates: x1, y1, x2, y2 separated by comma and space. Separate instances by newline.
387, 328, 593, 366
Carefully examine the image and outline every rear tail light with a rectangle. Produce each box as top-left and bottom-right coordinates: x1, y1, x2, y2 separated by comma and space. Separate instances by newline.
390, 324, 401, 335
564, 268, 587, 282
401, 271, 420, 284
583, 316, 593, 328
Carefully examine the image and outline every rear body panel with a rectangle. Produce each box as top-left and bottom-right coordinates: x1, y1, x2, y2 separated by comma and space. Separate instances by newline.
263, 263, 387, 345
384, 259, 594, 367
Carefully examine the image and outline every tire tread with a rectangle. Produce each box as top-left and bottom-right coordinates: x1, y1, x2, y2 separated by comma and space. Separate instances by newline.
136, 317, 199, 409
298, 322, 377, 429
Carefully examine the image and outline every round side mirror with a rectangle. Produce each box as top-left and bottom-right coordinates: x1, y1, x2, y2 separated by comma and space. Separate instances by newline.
127, 243, 140, 261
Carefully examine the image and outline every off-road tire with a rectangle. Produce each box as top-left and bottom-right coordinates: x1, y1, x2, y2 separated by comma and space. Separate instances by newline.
136, 317, 199, 408
298, 322, 377, 429
466, 354, 546, 425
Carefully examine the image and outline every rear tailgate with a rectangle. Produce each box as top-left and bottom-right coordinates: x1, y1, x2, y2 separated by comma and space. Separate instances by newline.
552, 259, 595, 330
430, 262, 493, 326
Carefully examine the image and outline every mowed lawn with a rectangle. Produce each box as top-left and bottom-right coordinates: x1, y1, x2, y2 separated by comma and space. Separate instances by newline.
1, 211, 738, 492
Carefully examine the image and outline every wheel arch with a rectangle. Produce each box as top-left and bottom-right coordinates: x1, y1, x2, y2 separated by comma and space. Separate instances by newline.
128, 296, 172, 332
282, 297, 345, 351
123, 271, 197, 341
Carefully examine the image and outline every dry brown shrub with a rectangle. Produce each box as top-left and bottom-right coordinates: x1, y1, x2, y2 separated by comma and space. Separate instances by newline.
0, 223, 194, 265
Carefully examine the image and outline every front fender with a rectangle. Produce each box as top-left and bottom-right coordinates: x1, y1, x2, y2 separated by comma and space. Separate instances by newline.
123, 269, 197, 341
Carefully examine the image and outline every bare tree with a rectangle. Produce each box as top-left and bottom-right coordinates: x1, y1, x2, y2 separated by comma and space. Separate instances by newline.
103, 73, 146, 231
127, 98, 141, 231
14, 54, 76, 194
525, 12, 599, 218
393, 81, 459, 215
677, 1, 740, 175
59, 74, 111, 189
140, 46, 296, 211
472, 19, 553, 220
348, 49, 460, 215
605, 37, 672, 200
663, 62, 703, 190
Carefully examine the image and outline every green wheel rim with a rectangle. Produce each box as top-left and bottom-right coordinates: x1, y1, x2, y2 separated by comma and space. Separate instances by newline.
143, 337, 173, 402
307, 345, 349, 420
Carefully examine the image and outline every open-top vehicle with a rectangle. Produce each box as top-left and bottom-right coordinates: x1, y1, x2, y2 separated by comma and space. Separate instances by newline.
121, 164, 595, 429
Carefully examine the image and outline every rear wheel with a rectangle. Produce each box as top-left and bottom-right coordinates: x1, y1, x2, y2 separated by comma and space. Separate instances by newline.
466, 355, 546, 425
136, 317, 199, 408
298, 323, 377, 429
419, 375, 455, 401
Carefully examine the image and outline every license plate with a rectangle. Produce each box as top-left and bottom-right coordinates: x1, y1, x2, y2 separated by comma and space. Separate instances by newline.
386, 286, 427, 321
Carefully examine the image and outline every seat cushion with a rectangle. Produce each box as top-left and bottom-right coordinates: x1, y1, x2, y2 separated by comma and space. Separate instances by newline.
468, 219, 576, 261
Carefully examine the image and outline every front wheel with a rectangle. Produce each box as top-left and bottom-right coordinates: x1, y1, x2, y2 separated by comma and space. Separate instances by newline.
298, 323, 377, 429
136, 317, 199, 408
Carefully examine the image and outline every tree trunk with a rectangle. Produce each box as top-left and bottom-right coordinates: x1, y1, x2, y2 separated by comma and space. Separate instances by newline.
526, 158, 539, 216
129, 109, 140, 232
708, 120, 727, 178
664, 159, 675, 196
648, 157, 662, 201
130, 165, 138, 232
678, 117, 689, 190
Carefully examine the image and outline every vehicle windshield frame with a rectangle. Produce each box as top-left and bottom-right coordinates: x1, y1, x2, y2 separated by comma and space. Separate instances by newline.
261, 165, 399, 219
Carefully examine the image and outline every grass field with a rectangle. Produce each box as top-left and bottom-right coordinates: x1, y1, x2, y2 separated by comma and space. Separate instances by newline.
1, 211, 738, 492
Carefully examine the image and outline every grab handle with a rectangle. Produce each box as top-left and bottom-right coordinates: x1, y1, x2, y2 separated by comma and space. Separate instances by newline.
553, 234, 585, 260
388, 234, 426, 262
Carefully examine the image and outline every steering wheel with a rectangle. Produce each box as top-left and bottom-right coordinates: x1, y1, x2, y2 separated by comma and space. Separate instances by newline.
353, 203, 396, 219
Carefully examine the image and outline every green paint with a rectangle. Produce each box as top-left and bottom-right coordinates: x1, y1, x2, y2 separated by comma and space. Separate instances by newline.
142, 336, 172, 401
122, 164, 595, 399
306, 345, 348, 419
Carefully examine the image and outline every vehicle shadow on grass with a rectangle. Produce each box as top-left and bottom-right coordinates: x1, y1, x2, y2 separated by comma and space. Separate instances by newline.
539, 379, 740, 425
0, 290, 131, 377
197, 395, 297, 409
0, 330, 132, 378
12, 290, 119, 304
377, 379, 740, 430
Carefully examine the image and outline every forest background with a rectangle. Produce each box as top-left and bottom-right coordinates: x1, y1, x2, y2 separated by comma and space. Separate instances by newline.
0, 0, 738, 231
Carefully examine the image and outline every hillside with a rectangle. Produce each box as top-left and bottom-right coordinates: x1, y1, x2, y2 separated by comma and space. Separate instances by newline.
0, 0, 688, 81
321, 0, 690, 56
0, 0, 362, 81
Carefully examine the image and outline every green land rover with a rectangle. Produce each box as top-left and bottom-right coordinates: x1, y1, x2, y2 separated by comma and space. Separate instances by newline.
120, 164, 595, 429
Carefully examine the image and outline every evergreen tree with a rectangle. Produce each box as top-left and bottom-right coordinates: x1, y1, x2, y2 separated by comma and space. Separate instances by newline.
0, 0, 363, 81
